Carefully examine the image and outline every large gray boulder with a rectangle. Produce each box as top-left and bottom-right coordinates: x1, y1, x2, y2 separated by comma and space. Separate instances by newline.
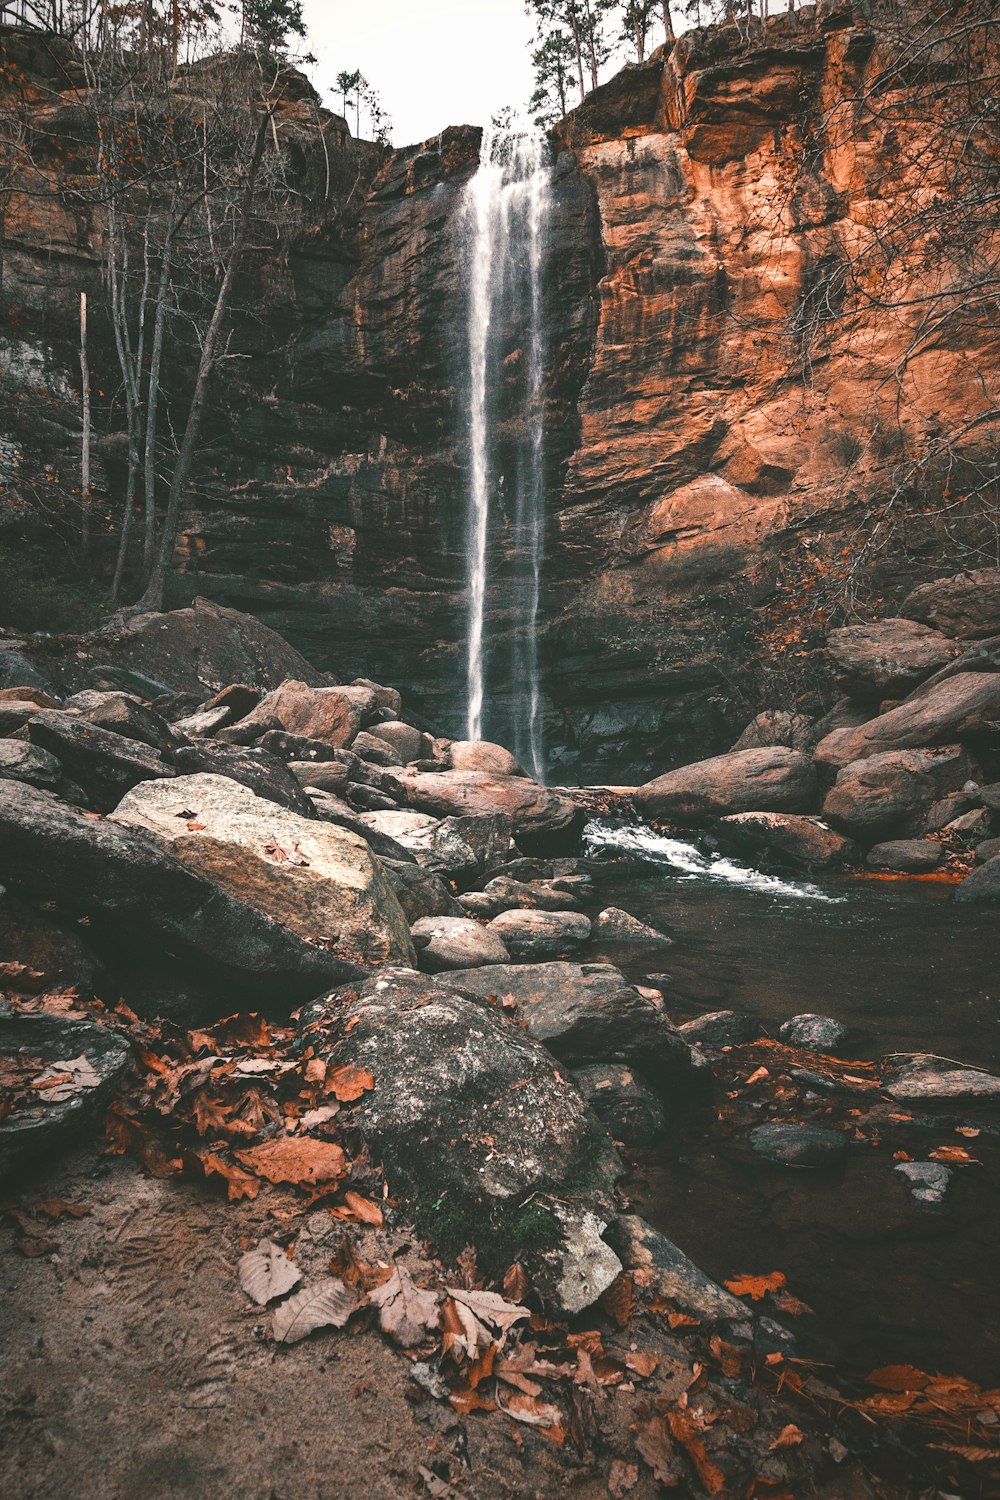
0, 783, 355, 1012
714, 811, 857, 870
221, 679, 364, 748
867, 839, 943, 873
955, 854, 1000, 902
384, 768, 581, 845
441, 962, 695, 1099
63, 690, 181, 753
447, 740, 525, 777
814, 672, 1000, 767
0, 1012, 131, 1182
17, 711, 174, 812
883, 1053, 1000, 1101
637, 747, 817, 825
901, 568, 1000, 639
604, 1215, 753, 1328
822, 746, 977, 840
110, 773, 415, 968
731, 710, 816, 754
488, 908, 591, 960
381, 861, 463, 924
826, 619, 961, 698
0, 740, 62, 791
410, 915, 511, 971
171, 741, 317, 817
571, 1064, 668, 1146
298, 971, 623, 1311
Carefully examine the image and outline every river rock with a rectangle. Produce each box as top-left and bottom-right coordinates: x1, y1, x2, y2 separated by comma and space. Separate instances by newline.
351, 730, 404, 767
458, 875, 584, 919
385, 768, 581, 845
221, 679, 363, 749
637, 748, 817, 825
18, 711, 174, 812
0, 894, 105, 994
171, 741, 317, 816
604, 1215, 751, 1328
442, 962, 695, 1098
679, 1010, 761, 1048
895, 1161, 952, 1210
814, 672, 1000, 767
110, 773, 414, 967
571, 1064, 668, 1146
0, 1012, 132, 1181
867, 839, 943, 873
592, 906, 672, 944
358, 810, 478, 879
714, 811, 856, 870
821, 747, 978, 839
0, 783, 352, 1014
0, 699, 51, 735
382, 861, 463, 923
63, 690, 180, 753
0, 647, 55, 695
901, 568, 1000, 639
974, 837, 1000, 863
366, 721, 425, 764
883, 1054, 1000, 1101
298, 971, 623, 1309
171, 705, 233, 738
0, 740, 62, 790
448, 740, 525, 776
304, 791, 417, 864
956, 855, 1000, 902
410, 915, 510, 971
731, 710, 817, 753
0, 686, 60, 708
778, 1014, 850, 1050
290, 760, 350, 794
826, 619, 962, 698
488, 908, 591, 960
749, 1122, 848, 1169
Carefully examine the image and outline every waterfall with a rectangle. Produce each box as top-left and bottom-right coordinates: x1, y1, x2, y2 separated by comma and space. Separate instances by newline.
462, 127, 551, 780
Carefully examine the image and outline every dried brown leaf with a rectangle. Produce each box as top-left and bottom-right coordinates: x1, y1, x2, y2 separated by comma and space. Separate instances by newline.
235, 1137, 346, 1189
238, 1238, 303, 1305
272, 1278, 359, 1343
368, 1266, 440, 1347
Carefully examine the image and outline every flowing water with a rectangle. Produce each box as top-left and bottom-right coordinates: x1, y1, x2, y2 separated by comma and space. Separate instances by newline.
583, 832, 1000, 1382
462, 128, 551, 779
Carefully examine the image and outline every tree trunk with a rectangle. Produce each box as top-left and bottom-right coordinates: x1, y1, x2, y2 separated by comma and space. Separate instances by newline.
142, 209, 176, 573
663, 3, 675, 42
79, 290, 91, 557
132, 110, 273, 615
568, 6, 586, 102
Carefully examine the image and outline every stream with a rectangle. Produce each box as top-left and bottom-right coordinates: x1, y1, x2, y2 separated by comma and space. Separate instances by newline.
582, 827, 1000, 1385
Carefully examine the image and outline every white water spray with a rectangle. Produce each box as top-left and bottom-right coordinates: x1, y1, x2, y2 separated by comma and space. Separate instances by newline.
462, 127, 551, 779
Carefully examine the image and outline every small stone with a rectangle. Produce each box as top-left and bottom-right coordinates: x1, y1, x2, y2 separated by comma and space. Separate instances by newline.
894, 1160, 952, 1209
867, 839, 943, 874
487, 908, 591, 960
883, 1054, 1000, 1101
778, 1014, 850, 1051
592, 907, 672, 945
678, 1010, 760, 1048
749, 1122, 848, 1169
410, 915, 511, 971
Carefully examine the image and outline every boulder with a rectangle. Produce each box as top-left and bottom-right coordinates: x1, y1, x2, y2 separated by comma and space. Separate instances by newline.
352, 731, 404, 767
222, 679, 362, 749
637, 748, 817, 825
813, 672, 1000, 767
604, 1215, 751, 1328
901, 568, 1000, 639
171, 705, 232, 738
385, 768, 581, 845
867, 839, 943, 873
110, 774, 415, 968
572, 1064, 667, 1146
171, 742, 317, 817
826, 619, 961, 698
358, 810, 478, 880
592, 906, 673, 944
304, 792, 418, 865
714, 812, 856, 871
883, 1053, 1000, 1101
18, 711, 174, 812
289, 760, 350, 795
941, 807, 993, 844
382, 862, 463, 924
448, 740, 525, 776
731, 710, 816, 753
955, 856, 1000, 902
62, 599, 327, 698
410, 915, 511, 972
0, 1012, 131, 1182
679, 1010, 761, 1048
0, 894, 105, 994
258, 730, 343, 763
0, 700, 51, 736
458, 875, 585, 919
350, 678, 402, 716
0, 783, 353, 1015
366, 721, 425, 764
778, 1014, 849, 1051
488, 908, 591, 960
974, 837, 1000, 864
298, 971, 623, 1307
442, 962, 694, 1098
822, 747, 978, 840
749, 1123, 848, 1169
62, 690, 180, 754
0, 687, 59, 708
895, 1161, 952, 1210
0, 646, 55, 695
0, 740, 61, 790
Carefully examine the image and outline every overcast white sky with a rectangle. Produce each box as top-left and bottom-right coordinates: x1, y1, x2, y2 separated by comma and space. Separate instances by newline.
299, 0, 540, 148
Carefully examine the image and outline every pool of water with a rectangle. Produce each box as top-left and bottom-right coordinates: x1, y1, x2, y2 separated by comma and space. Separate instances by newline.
582, 837, 1000, 1383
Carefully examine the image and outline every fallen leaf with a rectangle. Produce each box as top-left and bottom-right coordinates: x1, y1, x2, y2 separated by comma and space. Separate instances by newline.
955, 1126, 980, 1138
324, 1064, 374, 1102
34, 1198, 90, 1219
745, 1066, 770, 1085
770, 1289, 814, 1318
31, 1054, 101, 1101
368, 1266, 440, 1347
929, 1145, 976, 1163
635, 1413, 685, 1486
445, 1286, 529, 1336
194, 1150, 260, 1201
448, 1380, 496, 1415
599, 1272, 635, 1326
724, 1271, 786, 1301
272, 1278, 358, 1343
298, 1103, 340, 1131
770, 1423, 805, 1450
418, 1466, 462, 1499
667, 1408, 726, 1494
236, 1137, 346, 1189
238, 1238, 303, 1305
341, 1191, 383, 1226
625, 1350, 658, 1379
497, 1388, 564, 1433
867, 1364, 931, 1392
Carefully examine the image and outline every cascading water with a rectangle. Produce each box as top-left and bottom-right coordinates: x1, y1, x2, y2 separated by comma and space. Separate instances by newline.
462, 127, 551, 780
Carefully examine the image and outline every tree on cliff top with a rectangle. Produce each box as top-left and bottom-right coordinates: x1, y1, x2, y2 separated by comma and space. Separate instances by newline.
237, 0, 306, 54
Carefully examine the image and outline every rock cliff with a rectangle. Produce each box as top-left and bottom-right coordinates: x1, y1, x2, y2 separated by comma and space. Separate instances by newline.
2, 3, 997, 779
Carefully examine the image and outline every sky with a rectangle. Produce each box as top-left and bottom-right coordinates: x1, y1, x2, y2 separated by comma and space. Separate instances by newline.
299, 0, 540, 149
